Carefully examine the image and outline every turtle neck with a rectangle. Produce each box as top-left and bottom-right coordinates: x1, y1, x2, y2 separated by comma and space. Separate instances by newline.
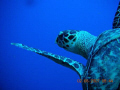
74, 31, 97, 59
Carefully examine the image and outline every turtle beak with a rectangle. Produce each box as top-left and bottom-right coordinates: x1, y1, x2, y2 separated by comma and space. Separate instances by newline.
55, 38, 57, 44
55, 31, 63, 44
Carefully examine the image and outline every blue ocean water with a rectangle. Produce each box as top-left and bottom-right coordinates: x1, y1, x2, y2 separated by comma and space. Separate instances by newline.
0, 0, 119, 90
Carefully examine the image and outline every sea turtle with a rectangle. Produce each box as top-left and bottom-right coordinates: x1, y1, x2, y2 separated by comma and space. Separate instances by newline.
11, 2, 120, 90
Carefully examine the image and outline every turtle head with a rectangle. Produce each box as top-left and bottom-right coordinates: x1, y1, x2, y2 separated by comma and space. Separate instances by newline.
56, 30, 97, 59
56, 30, 79, 53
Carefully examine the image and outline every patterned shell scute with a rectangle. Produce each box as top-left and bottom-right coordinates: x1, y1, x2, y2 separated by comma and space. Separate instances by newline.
86, 29, 120, 89
92, 28, 120, 55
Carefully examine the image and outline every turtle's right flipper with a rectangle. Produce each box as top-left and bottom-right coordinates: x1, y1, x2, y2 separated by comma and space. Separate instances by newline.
112, 2, 120, 29
11, 43, 85, 78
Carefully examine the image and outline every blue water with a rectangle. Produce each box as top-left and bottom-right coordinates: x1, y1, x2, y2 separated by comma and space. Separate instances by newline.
0, 0, 119, 90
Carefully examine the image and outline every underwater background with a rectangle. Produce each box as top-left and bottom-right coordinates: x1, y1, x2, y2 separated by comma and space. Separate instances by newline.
0, 0, 119, 90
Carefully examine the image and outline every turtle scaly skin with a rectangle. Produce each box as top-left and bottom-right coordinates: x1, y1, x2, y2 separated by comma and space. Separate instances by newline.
11, 2, 120, 90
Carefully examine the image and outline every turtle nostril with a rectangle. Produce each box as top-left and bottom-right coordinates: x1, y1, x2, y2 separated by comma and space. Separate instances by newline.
66, 45, 69, 47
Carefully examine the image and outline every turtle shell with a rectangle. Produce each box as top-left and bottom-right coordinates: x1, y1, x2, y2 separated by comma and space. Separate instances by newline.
83, 28, 120, 90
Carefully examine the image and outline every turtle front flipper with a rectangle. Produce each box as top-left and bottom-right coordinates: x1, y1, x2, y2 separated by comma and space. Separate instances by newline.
112, 2, 120, 29
11, 43, 85, 78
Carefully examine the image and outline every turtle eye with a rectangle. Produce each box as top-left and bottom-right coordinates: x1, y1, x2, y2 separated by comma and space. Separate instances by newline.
68, 35, 75, 40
